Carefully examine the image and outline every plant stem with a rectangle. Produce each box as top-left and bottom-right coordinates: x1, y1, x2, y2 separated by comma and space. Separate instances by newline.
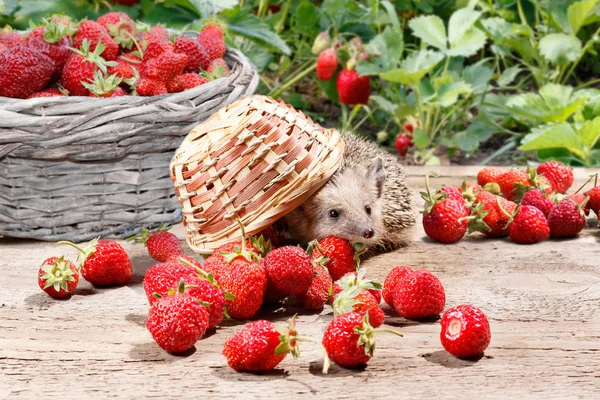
275, 0, 292, 35
269, 63, 317, 98
561, 27, 600, 84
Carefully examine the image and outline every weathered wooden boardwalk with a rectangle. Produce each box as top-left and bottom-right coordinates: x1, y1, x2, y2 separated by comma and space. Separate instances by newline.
1, 166, 599, 399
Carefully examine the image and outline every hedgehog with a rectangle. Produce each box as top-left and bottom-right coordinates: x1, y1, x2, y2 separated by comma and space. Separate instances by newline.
281, 130, 416, 254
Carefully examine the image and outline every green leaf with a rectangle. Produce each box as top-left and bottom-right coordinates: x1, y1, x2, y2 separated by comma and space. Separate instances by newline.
188, 0, 236, 17
497, 66, 522, 87
567, 0, 600, 35
381, 0, 401, 32
455, 130, 480, 152
221, 7, 291, 55
293, 1, 319, 37
357, 26, 403, 75
448, 8, 481, 47
379, 50, 444, 85
577, 116, 600, 147
462, 62, 493, 94
408, 15, 447, 51
432, 81, 472, 107
538, 33, 582, 65
413, 127, 430, 149
519, 123, 585, 159
447, 28, 486, 57
370, 95, 397, 115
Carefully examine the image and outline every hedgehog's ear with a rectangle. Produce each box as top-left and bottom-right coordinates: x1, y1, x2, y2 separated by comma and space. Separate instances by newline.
368, 157, 386, 198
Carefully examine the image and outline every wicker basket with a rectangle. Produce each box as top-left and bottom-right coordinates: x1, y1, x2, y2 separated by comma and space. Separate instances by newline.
170, 95, 345, 255
0, 42, 259, 241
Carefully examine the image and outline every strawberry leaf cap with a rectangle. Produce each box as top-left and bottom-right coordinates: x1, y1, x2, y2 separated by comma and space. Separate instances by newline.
177, 257, 236, 301
57, 238, 100, 267
467, 201, 492, 234
420, 175, 446, 214
332, 285, 362, 315
337, 268, 382, 292
82, 71, 124, 96
39, 256, 77, 292
69, 39, 118, 74
249, 234, 273, 257
219, 220, 261, 263
354, 314, 404, 357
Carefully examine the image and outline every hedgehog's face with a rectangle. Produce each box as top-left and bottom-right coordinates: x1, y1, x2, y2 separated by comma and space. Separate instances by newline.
308, 157, 386, 245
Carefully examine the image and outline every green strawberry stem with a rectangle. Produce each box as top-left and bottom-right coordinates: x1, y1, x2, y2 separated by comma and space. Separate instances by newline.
123, 30, 144, 57
295, 334, 331, 374
126, 224, 171, 245
57, 238, 98, 267
177, 257, 236, 301
269, 63, 317, 99
373, 328, 404, 337
573, 174, 596, 194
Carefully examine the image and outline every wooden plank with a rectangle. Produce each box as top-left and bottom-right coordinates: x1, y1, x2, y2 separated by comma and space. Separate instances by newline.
1, 166, 600, 399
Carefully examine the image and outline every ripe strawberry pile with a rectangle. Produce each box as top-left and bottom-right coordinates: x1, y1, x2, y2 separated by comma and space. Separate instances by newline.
38, 223, 493, 372
422, 161, 600, 244
0, 14, 230, 99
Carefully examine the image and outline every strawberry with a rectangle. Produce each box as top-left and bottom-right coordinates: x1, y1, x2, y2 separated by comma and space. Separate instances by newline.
402, 116, 420, 134
62, 40, 118, 96
0, 43, 6, 53
311, 236, 360, 281
135, 77, 167, 96
166, 73, 207, 93
422, 198, 470, 244
392, 270, 445, 320
336, 68, 371, 105
25, 19, 76, 80
141, 50, 187, 83
141, 25, 170, 45
521, 189, 556, 217
547, 198, 587, 238
83, 71, 128, 97
333, 286, 385, 327
198, 23, 226, 61
108, 53, 141, 82
585, 186, 600, 217
0, 31, 24, 48
0, 47, 54, 99
203, 239, 266, 320
27, 88, 65, 98
322, 312, 402, 368
206, 58, 230, 78
312, 31, 331, 55
470, 191, 517, 238
566, 193, 591, 215
440, 186, 466, 204
298, 263, 332, 309
97, 12, 137, 50
175, 36, 210, 72
263, 246, 313, 296
506, 205, 550, 244
441, 305, 491, 359
382, 265, 413, 308
316, 48, 338, 81
73, 20, 120, 61
263, 275, 288, 304
331, 268, 382, 304
223, 317, 306, 372
146, 283, 209, 353
496, 169, 529, 201
477, 167, 503, 187
143, 261, 196, 304
143, 40, 175, 61
38, 256, 79, 299
395, 133, 413, 157
537, 161, 574, 194
128, 226, 183, 262
59, 238, 132, 286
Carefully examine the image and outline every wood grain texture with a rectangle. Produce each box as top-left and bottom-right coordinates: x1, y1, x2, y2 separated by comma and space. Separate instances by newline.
1, 166, 599, 399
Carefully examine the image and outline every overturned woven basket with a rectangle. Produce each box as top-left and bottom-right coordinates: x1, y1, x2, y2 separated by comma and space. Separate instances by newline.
170, 95, 345, 255
0, 40, 259, 241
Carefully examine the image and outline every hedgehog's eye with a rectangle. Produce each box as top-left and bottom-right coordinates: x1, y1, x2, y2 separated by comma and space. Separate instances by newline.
365, 205, 372, 215
329, 209, 339, 218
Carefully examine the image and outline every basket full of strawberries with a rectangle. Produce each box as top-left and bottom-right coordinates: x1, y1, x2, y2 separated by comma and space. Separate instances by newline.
0, 13, 259, 241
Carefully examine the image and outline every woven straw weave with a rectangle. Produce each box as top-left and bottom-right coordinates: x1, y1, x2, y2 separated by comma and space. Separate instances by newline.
0, 42, 259, 241
170, 95, 345, 254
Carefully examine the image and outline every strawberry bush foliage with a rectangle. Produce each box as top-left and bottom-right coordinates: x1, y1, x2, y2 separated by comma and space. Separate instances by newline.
3, 0, 600, 166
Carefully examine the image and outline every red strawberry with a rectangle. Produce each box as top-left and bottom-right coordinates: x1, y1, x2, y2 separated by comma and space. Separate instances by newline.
585, 186, 600, 216
547, 199, 587, 238
441, 304, 491, 359
62, 40, 118, 96
135, 77, 167, 96
97, 12, 136, 50
311, 236, 359, 281
143, 261, 196, 304
27, 88, 64, 98
0, 43, 6, 53
166, 73, 207, 93
83, 71, 128, 97
382, 265, 413, 308
477, 167, 503, 187
336, 68, 371, 105
146, 288, 209, 353
203, 240, 266, 320
141, 50, 187, 83
199, 23, 226, 61
38, 256, 79, 299
392, 270, 445, 320
395, 133, 413, 157
470, 191, 517, 238
181, 273, 227, 329
141, 25, 170, 45
298, 263, 332, 309
0, 31, 25, 48
402, 117, 420, 134
73, 20, 119, 61
521, 189, 556, 217
175, 36, 210, 72
316, 48, 338, 80
333, 286, 385, 327
537, 161, 574, 194
25, 20, 75, 80
440, 186, 466, 204
263, 246, 313, 296
108, 53, 141, 81
206, 58, 230, 78
0, 46, 54, 98
128, 226, 183, 262
143, 40, 175, 61
507, 205, 550, 244
223, 317, 304, 372
496, 169, 529, 201
422, 198, 469, 244
59, 238, 132, 286
566, 193, 591, 215
322, 312, 402, 368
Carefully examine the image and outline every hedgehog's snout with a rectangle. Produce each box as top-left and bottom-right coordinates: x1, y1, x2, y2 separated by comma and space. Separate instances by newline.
363, 228, 375, 239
